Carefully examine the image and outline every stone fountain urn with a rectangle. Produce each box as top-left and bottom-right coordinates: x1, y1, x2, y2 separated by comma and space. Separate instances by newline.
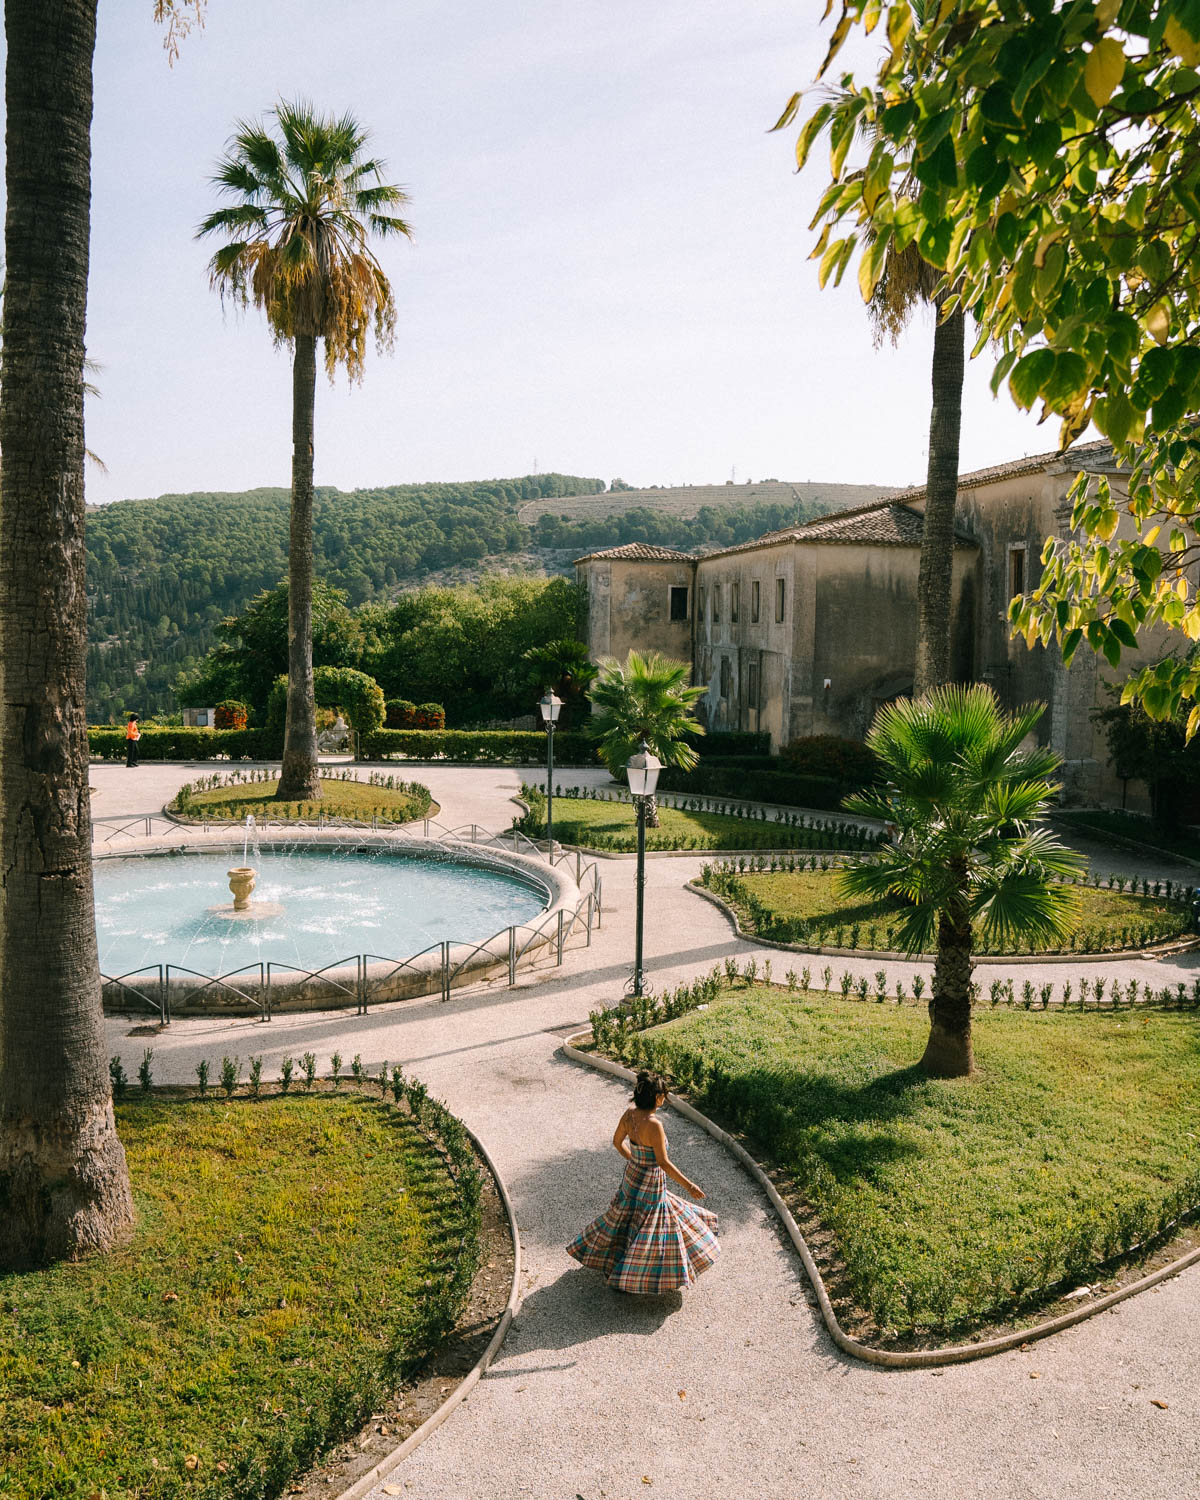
227, 866, 257, 911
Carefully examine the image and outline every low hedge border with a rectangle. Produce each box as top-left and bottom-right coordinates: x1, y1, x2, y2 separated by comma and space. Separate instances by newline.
690, 879, 1200, 968
89, 726, 282, 760
560, 1032, 1200, 1368
362, 728, 596, 765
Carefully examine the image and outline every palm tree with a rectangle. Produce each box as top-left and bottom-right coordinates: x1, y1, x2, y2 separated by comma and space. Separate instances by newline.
839, 685, 1084, 1078
198, 101, 411, 800
589, 651, 706, 826
0, 0, 134, 1266
523, 637, 598, 727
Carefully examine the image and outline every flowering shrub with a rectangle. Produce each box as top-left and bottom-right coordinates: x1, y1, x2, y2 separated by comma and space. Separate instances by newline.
386, 699, 446, 730
213, 699, 249, 731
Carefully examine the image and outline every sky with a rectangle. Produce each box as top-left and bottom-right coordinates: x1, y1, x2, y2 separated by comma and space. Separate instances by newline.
72, 2, 1055, 505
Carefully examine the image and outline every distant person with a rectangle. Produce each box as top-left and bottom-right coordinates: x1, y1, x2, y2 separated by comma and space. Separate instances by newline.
125, 714, 140, 768
567, 1070, 719, 1294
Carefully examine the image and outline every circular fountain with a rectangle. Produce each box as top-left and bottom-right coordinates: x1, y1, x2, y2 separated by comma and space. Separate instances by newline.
95, 827, 584, 1016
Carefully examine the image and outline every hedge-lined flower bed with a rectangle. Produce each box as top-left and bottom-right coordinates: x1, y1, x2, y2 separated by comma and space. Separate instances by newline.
0, 1083, 481, 1500
515, 785, 883, 853
587, 977, 1200, 1341
169, 767, 434, 824
697, 858, 1194, 955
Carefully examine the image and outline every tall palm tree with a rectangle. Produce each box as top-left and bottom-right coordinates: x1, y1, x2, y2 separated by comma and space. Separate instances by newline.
198, 101, 411, 800
869, 243, 965, 697
0, 0, 134, 1266
839, 685, 1084, 1078
589, 651, 706, 826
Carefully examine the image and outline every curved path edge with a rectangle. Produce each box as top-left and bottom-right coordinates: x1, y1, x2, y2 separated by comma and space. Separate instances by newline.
332, 1122, 523, 1500
561, 1031, 1200, 1370
688, 880, 1200, 966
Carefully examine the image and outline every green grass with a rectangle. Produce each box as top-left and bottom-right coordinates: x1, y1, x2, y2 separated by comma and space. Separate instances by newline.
173, 777, 435, 825
616, 987, 1200, 1339
521, 794, 873, 853
1056, 808, 1200, 864
706, 866, 1190, 954
0, 1092, 477, 1500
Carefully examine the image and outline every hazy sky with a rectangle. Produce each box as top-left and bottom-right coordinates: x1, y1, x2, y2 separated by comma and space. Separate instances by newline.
74, 2, 1052, 504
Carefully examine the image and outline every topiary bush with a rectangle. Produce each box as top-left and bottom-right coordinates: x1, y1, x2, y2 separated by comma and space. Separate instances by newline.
213, 699, 249, 730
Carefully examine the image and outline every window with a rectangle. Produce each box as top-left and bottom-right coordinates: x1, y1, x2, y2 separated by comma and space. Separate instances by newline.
775, 577, 786, 623
747, 662, 759, 709
720, 658, 732, 699
712, 584, 721, 622
751, 580, 760, 623
669, 585, 689, 621
1009, 545, 1026, 599
731, 582, 740, 623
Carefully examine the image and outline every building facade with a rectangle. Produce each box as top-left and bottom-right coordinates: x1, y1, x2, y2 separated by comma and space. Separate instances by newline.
577, 440, 1153, 808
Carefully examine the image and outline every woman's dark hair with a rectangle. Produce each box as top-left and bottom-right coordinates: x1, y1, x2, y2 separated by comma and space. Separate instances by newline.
632, 1071, 668, 1110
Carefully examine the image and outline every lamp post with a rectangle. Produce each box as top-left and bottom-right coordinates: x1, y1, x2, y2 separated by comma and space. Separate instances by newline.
538, 689, 563, 855
625, 739, 662, 998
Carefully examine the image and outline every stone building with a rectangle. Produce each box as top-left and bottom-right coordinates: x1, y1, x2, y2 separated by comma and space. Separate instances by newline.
576, 439, 1155, 808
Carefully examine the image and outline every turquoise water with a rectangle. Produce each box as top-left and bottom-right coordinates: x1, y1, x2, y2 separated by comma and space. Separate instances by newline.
94, 846, 547, 978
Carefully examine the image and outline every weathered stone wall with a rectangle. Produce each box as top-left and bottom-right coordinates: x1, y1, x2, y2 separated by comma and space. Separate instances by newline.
576, 558, 695, 666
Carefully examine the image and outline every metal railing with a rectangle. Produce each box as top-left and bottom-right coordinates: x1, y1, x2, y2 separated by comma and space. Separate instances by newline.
94, 815, 600, 1022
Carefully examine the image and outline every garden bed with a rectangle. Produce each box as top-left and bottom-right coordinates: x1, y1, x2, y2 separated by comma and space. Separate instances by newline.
516, 786, 879, 853
697, 859, 1192, 955
589, 979, 1200, 1344
1054, 808, 1200, 866
169, 769, 436, 825
0, 1086, 481, 1500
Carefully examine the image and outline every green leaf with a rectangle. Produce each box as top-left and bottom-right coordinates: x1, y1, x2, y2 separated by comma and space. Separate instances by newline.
794, 103, 833, 172
1011, 348, 1056, 409
1108, 616, 1139, 649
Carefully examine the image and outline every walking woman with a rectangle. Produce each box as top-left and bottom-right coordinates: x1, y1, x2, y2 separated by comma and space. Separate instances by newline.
124, 713, 140, 767
567, 1071, 720, 1294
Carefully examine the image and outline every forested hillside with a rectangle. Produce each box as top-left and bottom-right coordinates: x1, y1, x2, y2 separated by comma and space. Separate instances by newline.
85, 474, 601, 721
85, 471, 851, 721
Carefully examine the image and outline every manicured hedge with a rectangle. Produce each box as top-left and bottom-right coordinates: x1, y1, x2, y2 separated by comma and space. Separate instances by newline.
385, 699, 446, 730
361, 728, 597, 764
657, 762, 846, 810
88, 726, 282, 761
688, 730, 771, 759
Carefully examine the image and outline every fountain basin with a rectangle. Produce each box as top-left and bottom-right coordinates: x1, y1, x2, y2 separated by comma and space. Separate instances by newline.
96, 835, 583, 1015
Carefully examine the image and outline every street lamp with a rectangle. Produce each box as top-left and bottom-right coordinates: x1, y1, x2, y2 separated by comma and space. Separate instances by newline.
625, 739, 662, 998
538, 690, 563, 855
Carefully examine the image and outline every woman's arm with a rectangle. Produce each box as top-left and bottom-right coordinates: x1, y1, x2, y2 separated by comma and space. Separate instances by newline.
612, 1110, 633, 1162
647, 1120, 705, 1199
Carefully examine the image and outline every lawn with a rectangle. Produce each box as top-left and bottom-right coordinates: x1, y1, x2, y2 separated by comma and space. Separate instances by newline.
171, 774, 435, 825
609, 986, 1200, 1339
0, 1091, 478, 1500
518, 788, 875, 853
700, 863, 1191, 954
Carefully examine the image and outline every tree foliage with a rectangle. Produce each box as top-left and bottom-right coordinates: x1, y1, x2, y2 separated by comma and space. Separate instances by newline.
785, 0, 1200, 729
588, 651, 707, 781
841, 685, 1084, 1076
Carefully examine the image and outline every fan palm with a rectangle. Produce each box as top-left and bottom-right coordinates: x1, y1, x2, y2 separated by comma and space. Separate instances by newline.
523, 637, 598, 726
589, 651, 706, 826
198, 100, 411, 799
839, 685, 1084, 1078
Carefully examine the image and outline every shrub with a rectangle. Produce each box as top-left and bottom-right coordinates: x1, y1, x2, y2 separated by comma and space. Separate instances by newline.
88, 725, 281, 761
213, 699, 249, 730
386, 698, 446, 730
363, 728, 594, 765
780, 734, 878, 788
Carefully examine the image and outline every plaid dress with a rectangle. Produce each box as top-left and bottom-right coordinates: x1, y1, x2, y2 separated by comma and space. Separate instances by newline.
567, 1140, 720, 1294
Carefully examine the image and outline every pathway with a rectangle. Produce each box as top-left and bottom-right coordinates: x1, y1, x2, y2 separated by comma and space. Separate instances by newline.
96, 763, 1200, 1499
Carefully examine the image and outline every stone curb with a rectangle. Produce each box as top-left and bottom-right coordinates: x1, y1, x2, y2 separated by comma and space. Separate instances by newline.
331, 1122, 523, 1500
688, 880, 1200, 967
561, 1032, 1200, 1369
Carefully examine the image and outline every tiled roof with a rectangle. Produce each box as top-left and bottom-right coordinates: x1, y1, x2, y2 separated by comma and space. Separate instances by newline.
889, 437, 1116, 502
573, 542, 697, 564
699, 501, 977, 559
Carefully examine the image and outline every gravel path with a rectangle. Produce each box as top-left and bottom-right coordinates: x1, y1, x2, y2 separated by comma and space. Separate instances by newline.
95, 763, 1200, 1499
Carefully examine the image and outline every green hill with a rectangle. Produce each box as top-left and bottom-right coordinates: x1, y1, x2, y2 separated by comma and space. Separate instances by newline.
84, 474, 850, 721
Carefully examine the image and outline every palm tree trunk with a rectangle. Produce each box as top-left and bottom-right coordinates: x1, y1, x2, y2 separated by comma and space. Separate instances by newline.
278, 331, 321, 801
0, 0, 134, 1268
920, 863, 975, 1078
913, 296, 965, 698
636, 793, 660, 829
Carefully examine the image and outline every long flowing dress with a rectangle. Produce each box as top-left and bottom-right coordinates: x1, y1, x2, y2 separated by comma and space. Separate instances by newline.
567, 1139, 721, 1294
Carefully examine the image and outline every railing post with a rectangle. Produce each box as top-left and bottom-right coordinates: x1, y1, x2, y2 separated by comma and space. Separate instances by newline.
442, 940, 450, 1003
557, 908, 565, 965
508, 925, 517, 985
263, 963, 272, 1022
160, 964, 170, 1024
585, 891, 594, 946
